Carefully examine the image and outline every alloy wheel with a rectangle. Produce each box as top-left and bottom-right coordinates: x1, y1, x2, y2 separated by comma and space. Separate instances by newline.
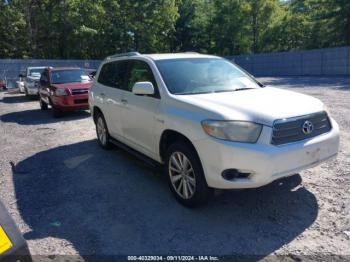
168, 151, 196, 199
97, 117, 107, 145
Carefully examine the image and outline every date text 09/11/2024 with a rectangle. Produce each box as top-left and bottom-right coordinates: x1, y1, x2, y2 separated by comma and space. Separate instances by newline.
127, 256, 219, 261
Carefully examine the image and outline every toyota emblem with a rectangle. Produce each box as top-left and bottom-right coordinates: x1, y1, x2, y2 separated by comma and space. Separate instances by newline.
302, 120, 314, 135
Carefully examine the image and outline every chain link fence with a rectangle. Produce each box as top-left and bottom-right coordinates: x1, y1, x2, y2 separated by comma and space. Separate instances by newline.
230, 46, 350, 77
1, 46, 349, 88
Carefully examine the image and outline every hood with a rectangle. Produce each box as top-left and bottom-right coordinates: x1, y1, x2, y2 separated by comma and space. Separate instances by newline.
175, 87, 325, 126
51, 82, 92, 90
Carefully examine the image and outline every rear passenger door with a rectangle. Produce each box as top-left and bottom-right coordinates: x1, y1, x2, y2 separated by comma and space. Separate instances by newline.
120, 60, 161, 159
95, 60, 128, 138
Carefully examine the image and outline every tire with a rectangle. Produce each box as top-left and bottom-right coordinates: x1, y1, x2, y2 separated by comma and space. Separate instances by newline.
39, 98, 48, 110
165, 142, 213, 207
95, 112, 112, 149
25, 88, 29, 97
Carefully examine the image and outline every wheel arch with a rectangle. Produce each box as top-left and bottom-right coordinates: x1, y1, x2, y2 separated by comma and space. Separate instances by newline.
92, 106, 103, 124
159, 129, 200, 164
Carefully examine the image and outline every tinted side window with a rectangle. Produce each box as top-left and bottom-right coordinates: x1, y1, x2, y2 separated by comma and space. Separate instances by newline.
126, 60, 158, 95
98, 63, 115, 87
98, 61, 128, 90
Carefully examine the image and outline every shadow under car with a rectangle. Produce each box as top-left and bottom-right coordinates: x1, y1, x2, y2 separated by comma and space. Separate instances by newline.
1, 109, 90, 125
13, 139, 318, 258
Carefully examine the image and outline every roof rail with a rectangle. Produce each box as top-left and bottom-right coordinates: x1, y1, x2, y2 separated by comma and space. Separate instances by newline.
106, 52, 141, 60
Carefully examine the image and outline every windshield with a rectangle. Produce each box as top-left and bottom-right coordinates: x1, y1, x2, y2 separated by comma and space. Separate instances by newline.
29, 68, 44, 76
155, 58, 262, 95
51, 70, 91, 84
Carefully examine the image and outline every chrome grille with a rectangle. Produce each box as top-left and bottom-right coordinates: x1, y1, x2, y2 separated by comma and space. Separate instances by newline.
272, 111, 332, 145
71, 89, 89, 95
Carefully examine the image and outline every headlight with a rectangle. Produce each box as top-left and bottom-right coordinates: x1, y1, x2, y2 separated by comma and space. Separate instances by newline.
201, 120, 262, 143
55, 88, 68, 96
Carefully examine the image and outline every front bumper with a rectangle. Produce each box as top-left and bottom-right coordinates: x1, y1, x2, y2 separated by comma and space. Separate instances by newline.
194, 118, 340, 189
52, 94, 89, 111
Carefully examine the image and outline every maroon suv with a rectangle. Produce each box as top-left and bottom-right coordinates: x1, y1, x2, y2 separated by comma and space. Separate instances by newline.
38, 67, 92, 117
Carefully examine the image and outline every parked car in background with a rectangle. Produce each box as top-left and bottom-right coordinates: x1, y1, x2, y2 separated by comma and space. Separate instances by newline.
0, 200, 31, 261
39, 67, 92, 117
0, 79, 6, 91
89, 52, 340, 207
20, 66, 46, 98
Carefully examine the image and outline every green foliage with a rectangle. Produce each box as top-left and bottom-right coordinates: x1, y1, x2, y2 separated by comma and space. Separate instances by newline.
0, 0, 348, 58
0, 1, 28, 57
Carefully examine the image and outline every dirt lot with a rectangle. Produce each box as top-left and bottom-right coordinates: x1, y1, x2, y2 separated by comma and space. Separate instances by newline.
0, 77, 349, 260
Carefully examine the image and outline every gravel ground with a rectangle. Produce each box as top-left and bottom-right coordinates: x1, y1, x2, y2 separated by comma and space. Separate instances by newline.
0, 77, 349, 260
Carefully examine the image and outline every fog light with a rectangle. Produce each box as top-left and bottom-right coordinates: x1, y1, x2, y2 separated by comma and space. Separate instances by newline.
222, 169, 250, 181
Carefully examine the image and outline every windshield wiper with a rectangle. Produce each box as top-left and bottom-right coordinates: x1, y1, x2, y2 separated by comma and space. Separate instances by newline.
213, 88, 256, 93
175, 87, 257, 95
213, 89, 236, 93
175, 91, 213, 95
232, 88, 256, 91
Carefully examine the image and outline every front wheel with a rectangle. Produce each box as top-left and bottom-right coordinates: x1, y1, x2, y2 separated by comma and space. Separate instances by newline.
95, 112, 112, 149
165, 142, 213, 207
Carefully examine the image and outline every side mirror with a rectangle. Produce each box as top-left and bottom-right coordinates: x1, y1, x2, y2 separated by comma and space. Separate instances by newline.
19, 74, 24, 78
132, 82, 155, 96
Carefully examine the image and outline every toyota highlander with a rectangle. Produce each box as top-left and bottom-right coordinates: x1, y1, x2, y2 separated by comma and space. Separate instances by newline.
89, 52, 340, 207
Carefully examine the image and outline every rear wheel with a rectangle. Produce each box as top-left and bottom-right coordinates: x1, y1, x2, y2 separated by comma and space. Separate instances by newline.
39, 98, 48, 110
165, 142, 213, 207
95, 112, 112, 149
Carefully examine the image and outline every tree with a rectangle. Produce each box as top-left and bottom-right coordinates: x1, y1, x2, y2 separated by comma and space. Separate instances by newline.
0, 1, 29, 58
247, 0, 282, 53
172, 0, 214, 53
262, 0, 313, 52
309, 0, 350, 47
0, 0, 349, 59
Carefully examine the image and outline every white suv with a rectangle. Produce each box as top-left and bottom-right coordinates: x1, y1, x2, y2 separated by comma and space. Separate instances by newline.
89, 52, 339, 207
20, 66, 46, 97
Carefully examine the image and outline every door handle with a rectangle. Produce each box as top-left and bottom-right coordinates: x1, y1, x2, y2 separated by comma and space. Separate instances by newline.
100, 92, 105, 97
121, 99, 128, 104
